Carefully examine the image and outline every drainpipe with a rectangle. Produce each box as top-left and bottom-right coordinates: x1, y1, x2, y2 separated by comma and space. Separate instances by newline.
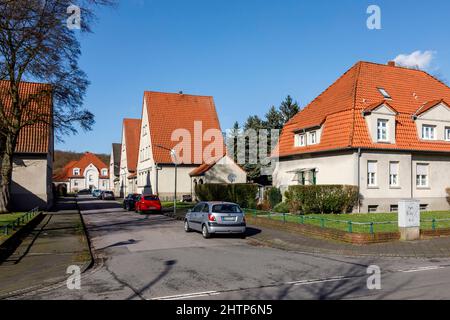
357, 148, 362, 213
411, 155, 414, 199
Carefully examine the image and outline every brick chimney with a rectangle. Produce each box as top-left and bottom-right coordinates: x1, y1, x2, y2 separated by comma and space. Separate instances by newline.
388, 61, 396, 67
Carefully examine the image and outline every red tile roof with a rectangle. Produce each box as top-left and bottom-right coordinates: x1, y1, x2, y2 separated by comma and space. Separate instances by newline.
1, 81, 53, 154
189, 162, 216, 177
144, 91, 225, 164
275, 61, 450, 158
122, 119, 141, 173
414, 99, 450, 117
363, 100, 398, 114
53, 152, 109, 181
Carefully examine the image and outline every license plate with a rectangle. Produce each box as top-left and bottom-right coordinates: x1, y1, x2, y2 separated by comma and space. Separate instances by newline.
148, 207, 156, 210
222, 216, 236, 222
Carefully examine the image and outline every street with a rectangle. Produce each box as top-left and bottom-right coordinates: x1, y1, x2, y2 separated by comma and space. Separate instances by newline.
20, 196, 450, 300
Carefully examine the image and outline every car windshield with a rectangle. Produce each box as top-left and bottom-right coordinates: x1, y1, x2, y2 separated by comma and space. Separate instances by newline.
212, 204, 242, 213
144, 196, 159, 201
105, 192, 113, 195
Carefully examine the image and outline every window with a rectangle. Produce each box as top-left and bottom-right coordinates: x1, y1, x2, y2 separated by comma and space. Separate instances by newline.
420, 204, 428, 211
73, 168, 80, 176
390, 205, 398, 213
74, 181, 78, 187
389, 162, 399, 187
378, 88, 392, 99
294, 134, 306, 147
102, 169, 108, 176
310, 131, 317, 145
416, 164, 429, 187
446, 127, 450, 141
377, 119, 388, 142
368, 205, 378, 213
367, 161, 377, 187
422, 125, 436, 140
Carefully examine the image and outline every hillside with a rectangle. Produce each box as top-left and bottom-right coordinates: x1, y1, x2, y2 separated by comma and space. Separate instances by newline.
53, 150, 110, 176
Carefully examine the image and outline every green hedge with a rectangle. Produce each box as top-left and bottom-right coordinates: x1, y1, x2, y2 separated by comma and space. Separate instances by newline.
285, 185, 358, 214
195, 183, 259, 209
265, 187, 282, 209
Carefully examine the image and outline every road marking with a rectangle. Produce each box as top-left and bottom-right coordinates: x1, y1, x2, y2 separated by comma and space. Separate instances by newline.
151, 291, 221, 300
397, 266, 444, 273
285, 276, 351, 286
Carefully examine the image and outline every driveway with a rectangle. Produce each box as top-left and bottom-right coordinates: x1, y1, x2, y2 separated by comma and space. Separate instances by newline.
20, 196, 450, 300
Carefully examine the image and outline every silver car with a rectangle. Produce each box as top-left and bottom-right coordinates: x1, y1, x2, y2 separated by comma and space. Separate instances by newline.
184, 202, 246, 239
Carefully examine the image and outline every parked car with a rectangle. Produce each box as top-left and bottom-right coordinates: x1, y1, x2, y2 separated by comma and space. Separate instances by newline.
101, 191, 115, 200
182, 195, 193, 203
123, 193, 140, 211
135, 195, 162, 214
92, 189, 102, 198
184, 202, 246, 239
77, 189, 91, 195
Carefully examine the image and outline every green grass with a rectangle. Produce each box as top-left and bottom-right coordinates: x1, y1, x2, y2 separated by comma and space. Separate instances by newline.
245, 210, 450, 234
161, 202, 195, 209
0, 213, 23, 227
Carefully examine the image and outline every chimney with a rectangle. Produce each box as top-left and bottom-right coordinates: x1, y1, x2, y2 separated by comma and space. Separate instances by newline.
388, 61, 396, 67
178, 91, 183, 94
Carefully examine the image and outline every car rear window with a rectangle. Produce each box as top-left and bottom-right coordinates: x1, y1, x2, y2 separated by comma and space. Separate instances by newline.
212, 204, 242, 213
144, 196, 159, 201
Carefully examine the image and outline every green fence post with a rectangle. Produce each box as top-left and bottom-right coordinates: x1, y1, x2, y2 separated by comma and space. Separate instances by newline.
370, 222, 374, 235
283, 213, 286, 224
268, 211, 271, 220
321, 218, 325, 228
348, 221, 353, 233
300, 215, 304, 225
432, 218, 436, 231
4, 225, 8, 236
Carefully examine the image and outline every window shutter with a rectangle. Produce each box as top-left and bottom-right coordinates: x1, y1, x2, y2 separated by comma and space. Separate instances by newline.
368, 161, 377, 173
417, 164, 428, 175
390, 162, 399, 174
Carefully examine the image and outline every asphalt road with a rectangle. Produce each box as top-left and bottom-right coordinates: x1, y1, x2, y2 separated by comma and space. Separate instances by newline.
21, 196, 450, 300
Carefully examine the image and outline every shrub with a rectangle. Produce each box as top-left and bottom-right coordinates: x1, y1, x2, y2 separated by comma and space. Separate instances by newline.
265, 187, 283, 209
273, 202, 290, 213
195, 183, 259, 209
446, 188, 450, 206
286, 185, 358, 214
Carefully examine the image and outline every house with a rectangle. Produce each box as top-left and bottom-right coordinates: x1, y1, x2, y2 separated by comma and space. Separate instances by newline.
53, 152, 109, 193
2, 81, 54, 211
109, 143, 121, 196
136, 91, 246, 200
273, 61, 450, 213
118, 119, 141, 197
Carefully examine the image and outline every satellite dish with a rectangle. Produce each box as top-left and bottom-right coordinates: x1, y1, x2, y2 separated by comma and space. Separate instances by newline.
228, 173, 237, 183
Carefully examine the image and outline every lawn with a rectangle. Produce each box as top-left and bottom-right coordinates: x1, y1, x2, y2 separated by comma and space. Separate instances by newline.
245, 210, 450, 234
0, 213, 23, 227
161, 202, 195, 209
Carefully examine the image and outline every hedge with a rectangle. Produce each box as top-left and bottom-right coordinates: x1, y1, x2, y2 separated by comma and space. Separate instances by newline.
265, 187, 283, 209
285, 185, 358, 214
195, 183, 259, 209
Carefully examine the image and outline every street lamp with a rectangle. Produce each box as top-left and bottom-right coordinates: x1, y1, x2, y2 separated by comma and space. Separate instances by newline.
156, 145, 178, 215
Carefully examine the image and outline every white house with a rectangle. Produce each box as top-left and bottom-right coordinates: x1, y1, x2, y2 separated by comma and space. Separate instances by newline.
118, 119, 141, 197
273, 61, 450, 213
109, 143, 121, 196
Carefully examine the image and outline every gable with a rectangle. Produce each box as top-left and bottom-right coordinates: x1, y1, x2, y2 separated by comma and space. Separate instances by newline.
416, 103, 450, 121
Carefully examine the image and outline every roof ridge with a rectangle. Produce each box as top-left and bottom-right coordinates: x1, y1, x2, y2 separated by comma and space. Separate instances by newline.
144, 90, 213, 99
349, 62, 363, 147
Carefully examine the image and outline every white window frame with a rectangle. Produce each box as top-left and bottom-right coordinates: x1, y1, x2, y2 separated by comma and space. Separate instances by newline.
294, 133, 306, 147
422, 125, 436, 140
377, 119, 388, 142
445, 127, 450, 141
310, 131, 317, 145
73, 168, 80, 176
378, 88, 392, 99
101, 169, 108, 176
416, 163, 429, 188
367, 161, 377, 187
389, 161, 399, 187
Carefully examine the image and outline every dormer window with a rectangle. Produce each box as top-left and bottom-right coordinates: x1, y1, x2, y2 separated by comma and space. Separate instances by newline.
445, 127, 450, 141
377, 88, 392, 100
294, 133, 306, 147
73, 168, 80, 176
422, 125, 436, 140
377, 119, 388, 142
101, 169, 108, 176
310, 131, 317, 145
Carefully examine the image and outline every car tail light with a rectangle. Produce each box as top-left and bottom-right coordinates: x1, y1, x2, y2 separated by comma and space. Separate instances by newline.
208, 214, 216, 222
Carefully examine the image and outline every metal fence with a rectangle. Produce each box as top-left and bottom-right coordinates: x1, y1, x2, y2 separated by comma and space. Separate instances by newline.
2, 207, 40, 236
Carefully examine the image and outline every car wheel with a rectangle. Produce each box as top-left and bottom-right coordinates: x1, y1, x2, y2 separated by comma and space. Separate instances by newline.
184, 220, 192, 232
202, 225, 211, 239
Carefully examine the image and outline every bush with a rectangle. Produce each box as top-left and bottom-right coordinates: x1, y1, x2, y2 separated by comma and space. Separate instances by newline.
446, 188, 450, 206
195, 183, 259, 209
273, 202, 290, 213
265, 187, 282, 209
286, 185, 358, 214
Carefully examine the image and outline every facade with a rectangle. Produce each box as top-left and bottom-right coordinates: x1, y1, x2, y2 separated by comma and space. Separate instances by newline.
3, 81, 55, 211
273, 61, 450, 213
54, 152, 110, 193
109, 143, 121, 196
118, 119, 141, 197
135, 91, 246, 201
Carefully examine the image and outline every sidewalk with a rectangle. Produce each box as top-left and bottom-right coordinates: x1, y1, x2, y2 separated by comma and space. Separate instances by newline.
249, 223, 450, 258
0, 198, 92, 299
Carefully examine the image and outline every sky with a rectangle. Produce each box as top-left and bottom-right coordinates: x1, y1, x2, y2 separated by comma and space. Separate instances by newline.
56, 0, 450, 154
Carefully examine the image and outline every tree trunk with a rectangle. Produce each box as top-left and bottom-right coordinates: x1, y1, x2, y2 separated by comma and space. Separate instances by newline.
0, 134, 15, 213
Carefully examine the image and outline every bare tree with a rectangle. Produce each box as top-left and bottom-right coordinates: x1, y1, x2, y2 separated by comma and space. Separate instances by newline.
0, 0, 114, 213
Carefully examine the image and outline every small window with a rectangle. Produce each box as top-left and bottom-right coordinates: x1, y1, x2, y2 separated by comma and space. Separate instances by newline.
416, 163, 429, 188
422, 125, 436, 140
445, 127, 450, 141
73, 168, 80, 176
74, 181, 79, 187
102, 169, 108, 176
378, 88, 392, 99
390, 205, 398, 213
310, 131, 317, 145
368, 205, 378, 213
294, 134, 306, 147
420, 204, 428, 211
377, 119, 388, 142
367, 161, 377, 187
389, 162, 399, 187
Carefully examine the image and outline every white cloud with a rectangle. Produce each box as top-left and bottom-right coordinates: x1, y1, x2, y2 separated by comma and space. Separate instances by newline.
393, 50, 435, 70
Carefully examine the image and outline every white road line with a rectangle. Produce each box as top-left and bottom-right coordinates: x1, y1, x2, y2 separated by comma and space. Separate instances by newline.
397, 266, 444, 273
151, 291, 221, 300
286, 276, 351, 286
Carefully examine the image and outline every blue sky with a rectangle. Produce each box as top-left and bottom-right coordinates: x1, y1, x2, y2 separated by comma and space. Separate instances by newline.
56, 0, 450, 154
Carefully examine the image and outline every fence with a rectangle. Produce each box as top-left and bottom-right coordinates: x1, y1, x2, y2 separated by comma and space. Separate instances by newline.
2, 207, 40, 236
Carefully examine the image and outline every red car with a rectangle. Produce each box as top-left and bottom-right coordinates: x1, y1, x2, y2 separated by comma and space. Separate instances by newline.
135, 195, 162, 214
